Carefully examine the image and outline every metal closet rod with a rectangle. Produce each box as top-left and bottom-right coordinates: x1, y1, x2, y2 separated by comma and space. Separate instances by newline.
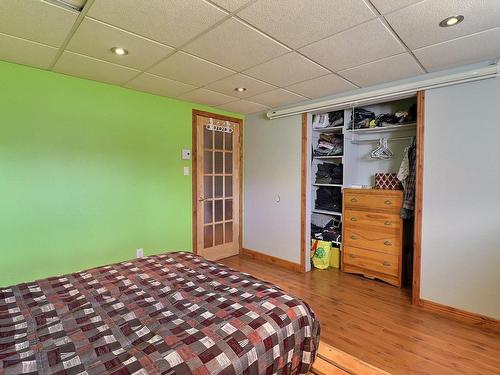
350, 136, 413, 144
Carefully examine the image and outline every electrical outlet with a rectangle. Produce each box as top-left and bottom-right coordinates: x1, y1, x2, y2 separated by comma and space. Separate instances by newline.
136, 248, 144, 258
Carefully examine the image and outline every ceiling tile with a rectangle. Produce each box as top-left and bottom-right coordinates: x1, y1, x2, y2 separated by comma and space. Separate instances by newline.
0, 33, 58, 69
217, 100, 269, 114
184, 18, 290, 71
386, 0, 500, 50
247, 89, 306, 108
124, 73, 196, 98
414, 27, 500, 72
53, 51, 140, 85
148, 51, 234, 87
205, 74, 275, 98
211, 0, 253, 12
88, 0, 228, 47
339, 53, 424, 87
67, 18, 174, 70
178, 88, 237, 106
299, 19, 405, 72
243, 52, 330, 87
370, 0, 422, 14
286, 74, 357, 99
0, 0, 78, 47
238, 0, 375, 49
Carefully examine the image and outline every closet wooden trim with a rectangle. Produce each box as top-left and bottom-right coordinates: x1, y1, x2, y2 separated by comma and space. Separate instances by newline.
412, 90, 425, 305
242, 248, 302, 273
300, 113, 308, 272
419, 299, 500, 333
191, 109, 244, 256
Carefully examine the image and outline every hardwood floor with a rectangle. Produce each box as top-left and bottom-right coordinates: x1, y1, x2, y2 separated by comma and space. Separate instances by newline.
220, 255, 500, 375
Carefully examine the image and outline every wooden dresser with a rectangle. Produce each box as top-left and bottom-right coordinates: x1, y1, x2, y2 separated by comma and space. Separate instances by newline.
342, 189, 403, 287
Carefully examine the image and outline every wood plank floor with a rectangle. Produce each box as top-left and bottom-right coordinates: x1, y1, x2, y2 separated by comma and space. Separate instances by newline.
220, 255, 500, 375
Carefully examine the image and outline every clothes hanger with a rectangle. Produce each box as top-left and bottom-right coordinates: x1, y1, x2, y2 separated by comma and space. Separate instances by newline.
371, 138, 393, 160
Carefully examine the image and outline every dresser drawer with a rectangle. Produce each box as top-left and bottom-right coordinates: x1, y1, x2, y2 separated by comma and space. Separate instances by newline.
344, 210, 401, 231
344, 191, 402, 213
344, 228, 400, 255
344, 246, 399, 277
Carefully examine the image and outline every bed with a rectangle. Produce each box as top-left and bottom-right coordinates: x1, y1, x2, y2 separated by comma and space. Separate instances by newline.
0, 252, 320, 374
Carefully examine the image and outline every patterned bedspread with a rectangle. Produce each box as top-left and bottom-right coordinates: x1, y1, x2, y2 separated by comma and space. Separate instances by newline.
0, 252, 320, 374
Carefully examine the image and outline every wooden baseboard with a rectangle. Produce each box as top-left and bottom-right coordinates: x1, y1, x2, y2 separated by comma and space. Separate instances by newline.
310, 341, 390, 375
419, 298, 500, 332
241, 248, 302, 273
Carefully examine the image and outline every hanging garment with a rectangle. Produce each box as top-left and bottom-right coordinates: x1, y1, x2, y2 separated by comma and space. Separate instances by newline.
401, 143, 416, 219
397, 145, 411, 189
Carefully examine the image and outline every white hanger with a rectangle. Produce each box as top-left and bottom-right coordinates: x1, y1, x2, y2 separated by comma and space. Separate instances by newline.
371, 138, 393, 160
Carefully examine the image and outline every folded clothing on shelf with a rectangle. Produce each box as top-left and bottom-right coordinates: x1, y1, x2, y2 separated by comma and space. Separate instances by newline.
314, 133, 343, 156
349, 103, 417, 129
311, 218, 342, 243
312, 110, 344, 130
316, 162, 343, 184
315, 186, 342, 212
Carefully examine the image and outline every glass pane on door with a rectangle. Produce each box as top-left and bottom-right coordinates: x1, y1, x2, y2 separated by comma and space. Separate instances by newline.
199, 115, 238, 250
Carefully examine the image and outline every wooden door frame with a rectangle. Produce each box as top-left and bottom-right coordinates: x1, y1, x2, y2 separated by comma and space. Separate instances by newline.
300, 92, 425, 303
191, 109, 243, 256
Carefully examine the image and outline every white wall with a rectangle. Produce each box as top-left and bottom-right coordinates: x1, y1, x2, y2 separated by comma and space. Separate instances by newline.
421, 77, 500, 318
243, 113, 302, 263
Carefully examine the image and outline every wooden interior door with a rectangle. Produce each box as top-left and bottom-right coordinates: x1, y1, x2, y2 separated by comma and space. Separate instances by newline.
193, 111, 241, 260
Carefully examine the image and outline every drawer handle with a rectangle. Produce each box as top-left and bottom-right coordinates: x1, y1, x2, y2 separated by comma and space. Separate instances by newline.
384, 221, 392, 226
350, 197, 358, 202
350, 235, 358, 240
350, 217, 358, 222
384, 241, 392, 246
349, 254, 357, 258
384, 200, 392, 205
382, 261, 391, 267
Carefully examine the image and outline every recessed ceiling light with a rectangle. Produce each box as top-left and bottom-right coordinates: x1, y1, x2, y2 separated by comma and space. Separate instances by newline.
235, 87, 247, 92
110, 47, 128, 56
439, 15, 464, 27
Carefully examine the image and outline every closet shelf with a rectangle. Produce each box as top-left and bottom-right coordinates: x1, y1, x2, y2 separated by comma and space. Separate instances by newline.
313, 183, 342, 187
347, 122, 416, 134
312, 209, 342, 217
312, 126, 343, 133
313, 155, 343, 160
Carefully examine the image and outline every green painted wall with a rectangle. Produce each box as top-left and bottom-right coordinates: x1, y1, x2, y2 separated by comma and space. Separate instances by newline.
0, 61, 242, 286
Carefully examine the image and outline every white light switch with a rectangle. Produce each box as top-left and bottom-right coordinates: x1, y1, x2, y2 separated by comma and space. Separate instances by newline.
182, 149, 191, 160
183, 166, 190, 176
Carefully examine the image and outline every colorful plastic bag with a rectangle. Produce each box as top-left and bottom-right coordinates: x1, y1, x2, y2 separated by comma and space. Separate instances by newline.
330, 246, 340, 268
311, 240, 332, 269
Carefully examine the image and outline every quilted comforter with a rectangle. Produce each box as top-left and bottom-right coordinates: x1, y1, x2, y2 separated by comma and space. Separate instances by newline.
0, 252, 320, 375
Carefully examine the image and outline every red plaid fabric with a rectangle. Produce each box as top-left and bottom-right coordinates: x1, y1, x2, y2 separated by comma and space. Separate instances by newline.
0, 252, 320, 374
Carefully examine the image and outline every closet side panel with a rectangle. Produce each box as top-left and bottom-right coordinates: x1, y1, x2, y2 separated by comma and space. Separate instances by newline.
421, 77, 500, 319
243, 113, 302, 264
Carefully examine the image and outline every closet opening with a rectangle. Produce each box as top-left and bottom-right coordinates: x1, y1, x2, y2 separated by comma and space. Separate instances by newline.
303, 92, 424, 302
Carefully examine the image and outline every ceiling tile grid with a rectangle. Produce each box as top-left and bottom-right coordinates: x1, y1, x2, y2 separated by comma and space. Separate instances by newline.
338, 53, 425, 87
124, 73, 196, 98
204, 73, 276, 98
148, 51, 235, 87
243, 52, 330, 87
1, 0, 500, 114
87, 0, 228, 47
66, 17, 175, 70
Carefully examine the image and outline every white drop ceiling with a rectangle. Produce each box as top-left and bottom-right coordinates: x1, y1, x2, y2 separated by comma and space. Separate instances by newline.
0, 0, 499, 114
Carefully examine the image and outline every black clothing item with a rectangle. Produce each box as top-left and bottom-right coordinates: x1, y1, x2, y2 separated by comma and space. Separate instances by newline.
328, 111, 344, 127
315, 163, 343, 184
349, 108, 375, 129
311, 218, 342, 243
315, 187, 342, 212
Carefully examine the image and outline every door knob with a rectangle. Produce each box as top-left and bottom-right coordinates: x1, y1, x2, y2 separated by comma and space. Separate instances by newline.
199, 196, 207, 202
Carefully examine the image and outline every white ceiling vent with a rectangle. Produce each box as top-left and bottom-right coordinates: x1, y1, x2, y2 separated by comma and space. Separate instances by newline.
46, 0, 88, 12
